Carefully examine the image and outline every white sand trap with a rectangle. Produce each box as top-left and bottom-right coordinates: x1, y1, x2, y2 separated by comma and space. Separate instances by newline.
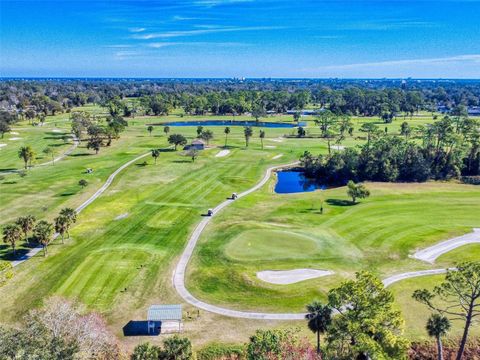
114, 213, 129, 220
9, 137, 22, 141
52, 129, 63, 133
10, 131, 19, 135
269, 138, 284, 143
331, 145, 345, 150
257, 269, 334, 285
412, 228, 480, 263
215, 149, 230, 157
265, 145, 276, 149
272, 154, 283, 159
0, 143, 7, 148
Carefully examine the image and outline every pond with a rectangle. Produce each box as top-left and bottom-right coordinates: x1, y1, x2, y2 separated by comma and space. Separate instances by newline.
149, 120, 306, 128
274, 171, 327, 194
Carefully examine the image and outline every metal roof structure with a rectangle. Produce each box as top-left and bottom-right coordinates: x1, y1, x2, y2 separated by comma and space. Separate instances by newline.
147, 305, 182, 321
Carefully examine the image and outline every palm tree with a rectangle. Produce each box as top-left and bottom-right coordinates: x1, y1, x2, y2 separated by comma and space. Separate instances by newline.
305, 301, 332, 355
3, 223, 22, 256
224, 127, 230, 148
244, 126, 253, 147
259, 130, 265, 149
151, 149, 160, 164
18, 145, 35, 169
34, 220, 54, 256
147, 125, 154, 136
15, 215, 36, 243
59, 208, 77, 238
54, 215, 69, 244
426, 313, 451, 360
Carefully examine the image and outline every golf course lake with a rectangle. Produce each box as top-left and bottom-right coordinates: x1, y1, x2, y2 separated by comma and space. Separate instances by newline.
150, 120, 305, 128
274, 171, 327, 194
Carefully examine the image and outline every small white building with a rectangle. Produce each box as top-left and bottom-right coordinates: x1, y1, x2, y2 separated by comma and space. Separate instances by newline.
147, 304, 183, 334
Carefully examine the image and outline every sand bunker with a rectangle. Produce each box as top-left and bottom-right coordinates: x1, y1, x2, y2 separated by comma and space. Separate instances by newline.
265, 145, 276, 149
272, 154, 283, 159
10, 132, 19, 135
0, 144, 7, 148
9, 137, 22, 141
331, 145, 345, 150
52, 129, 63, 133
269, 138, 284, 143
114, 213, 129, 220
215, 149, 230, 157
257, 269, 334, 285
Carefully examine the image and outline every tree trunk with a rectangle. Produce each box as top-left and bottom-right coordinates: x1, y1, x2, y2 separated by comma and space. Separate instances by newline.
43, 245, 47, 256
61, 233, 64, 244
316, 331, 320, 354
225, 134, 228, 148
437, 336, 443, 360
456, 308, 473, 360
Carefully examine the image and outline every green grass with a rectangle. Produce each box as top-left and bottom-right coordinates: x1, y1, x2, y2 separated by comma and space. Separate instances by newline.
1, 107, 477, 346
187, 182, 480, 313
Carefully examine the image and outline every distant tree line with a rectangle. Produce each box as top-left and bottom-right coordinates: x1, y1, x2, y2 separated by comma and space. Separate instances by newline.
2, 79, 480, 122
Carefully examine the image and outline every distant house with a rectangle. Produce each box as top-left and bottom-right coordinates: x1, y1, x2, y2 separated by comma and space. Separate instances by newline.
184, 139, 205, 150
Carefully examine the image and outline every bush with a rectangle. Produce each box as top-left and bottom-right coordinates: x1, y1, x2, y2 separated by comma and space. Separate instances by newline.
197, 343, 245, 360
408, 339, 480, 359
461, 176, 480, 185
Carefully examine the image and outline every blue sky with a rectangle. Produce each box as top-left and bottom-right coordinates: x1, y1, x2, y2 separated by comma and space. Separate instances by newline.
1, 0, 479, 78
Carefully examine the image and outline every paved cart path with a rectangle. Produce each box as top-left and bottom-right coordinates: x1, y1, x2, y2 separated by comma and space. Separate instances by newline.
411, 228, 480, 263
172, 162, 476, 320
0, 136, 79, 175
10, 152, 150, 267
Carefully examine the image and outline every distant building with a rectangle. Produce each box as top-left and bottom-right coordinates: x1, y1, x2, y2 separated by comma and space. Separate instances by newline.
286, 109, 320, 116
184, 139, 205, 150
468, 106, 480, 116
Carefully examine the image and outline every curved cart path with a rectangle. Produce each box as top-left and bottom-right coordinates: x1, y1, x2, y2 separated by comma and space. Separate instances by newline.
11, 152, 150, 267
412, 228, 480, 263
0, 136, 79, 175
172, 162, 462, 320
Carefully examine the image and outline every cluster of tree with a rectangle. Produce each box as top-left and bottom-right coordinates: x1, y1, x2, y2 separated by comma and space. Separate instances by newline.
70, 111, 127, 154
3, 79, 480, 123
131, 337, 193, 360
0, 110, 18, 138
301, 115, 480, 185
2, 208, 77, 257
0, 297, 122, 360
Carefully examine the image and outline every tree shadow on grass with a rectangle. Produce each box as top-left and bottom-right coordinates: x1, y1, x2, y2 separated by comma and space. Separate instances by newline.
326, 199, 356, 207
69, 153, 91, 157
0, 247, 31, 261
172, 160, 191, 163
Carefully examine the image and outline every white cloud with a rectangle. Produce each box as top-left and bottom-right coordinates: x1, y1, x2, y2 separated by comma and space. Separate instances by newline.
193, 0, 254, 7
147, 41, 249, 48
131, 25, 282, 39
128, 27, 146, 33
319, 54, 480, 71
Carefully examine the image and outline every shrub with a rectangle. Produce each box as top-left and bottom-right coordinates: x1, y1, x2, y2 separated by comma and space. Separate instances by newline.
197, 343, 245, 360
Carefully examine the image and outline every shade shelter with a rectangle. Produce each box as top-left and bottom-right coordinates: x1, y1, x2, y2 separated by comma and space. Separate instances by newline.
147, 304, 182, 334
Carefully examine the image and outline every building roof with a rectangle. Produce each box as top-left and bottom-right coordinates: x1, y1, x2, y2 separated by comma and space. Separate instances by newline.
191, 139, 205, 145
147, 305, 182, 321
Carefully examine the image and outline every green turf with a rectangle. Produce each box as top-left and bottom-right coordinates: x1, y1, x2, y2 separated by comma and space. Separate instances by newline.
187, 182, 480, 312
1, 107, 477, 345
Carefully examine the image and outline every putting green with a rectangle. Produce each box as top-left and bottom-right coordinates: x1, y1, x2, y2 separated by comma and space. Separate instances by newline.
225, 229, 318, 261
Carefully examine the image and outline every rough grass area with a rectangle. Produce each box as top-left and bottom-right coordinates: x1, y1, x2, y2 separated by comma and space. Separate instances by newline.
187, 181, 480, 316
1, 108, 478, 346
